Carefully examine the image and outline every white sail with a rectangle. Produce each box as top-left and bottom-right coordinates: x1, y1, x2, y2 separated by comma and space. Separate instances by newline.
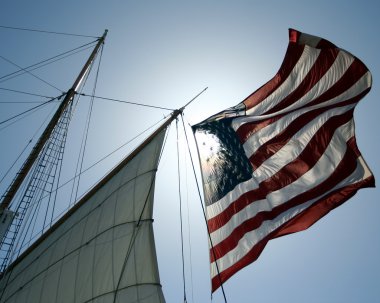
0, 125, 167, 303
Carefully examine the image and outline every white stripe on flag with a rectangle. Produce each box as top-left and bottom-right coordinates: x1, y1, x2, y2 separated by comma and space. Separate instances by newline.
210, 155, 372, 279
243, 103, 355, 159
206, 106, 355, 220
209, 119, 354, 247
246, 46, 321, 115
282, 51, 355, 112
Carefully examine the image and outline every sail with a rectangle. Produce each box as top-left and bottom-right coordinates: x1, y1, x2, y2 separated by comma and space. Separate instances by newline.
0, 125, 168, 303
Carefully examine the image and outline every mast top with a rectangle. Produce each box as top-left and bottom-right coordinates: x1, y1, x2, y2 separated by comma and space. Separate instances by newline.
101, 29, 108, 39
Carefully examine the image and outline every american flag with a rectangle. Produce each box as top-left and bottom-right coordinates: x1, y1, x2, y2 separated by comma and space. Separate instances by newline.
192, 28, 375, 292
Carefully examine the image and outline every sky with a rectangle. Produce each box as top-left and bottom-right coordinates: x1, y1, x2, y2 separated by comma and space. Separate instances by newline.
0, 1, 379, 302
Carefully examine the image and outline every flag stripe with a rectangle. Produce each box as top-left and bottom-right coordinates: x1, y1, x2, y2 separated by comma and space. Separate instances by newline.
297, 58, 369, 110
210, 146, 371, 271
233, 69, 370, 147
211, 174, 374, 291
207, 111, 354, 235
271, 163, 374, 238
242, 43, 305, 111
242, 29, 337, 114
237, 74, 371, 157
247, 97, 368, 169
205, 104, 356, 221
210, 117, 356, 239
264, 47, 340, 115
248, 105, 353, 169
210, 135, 357, 261
245, 46, 321, 116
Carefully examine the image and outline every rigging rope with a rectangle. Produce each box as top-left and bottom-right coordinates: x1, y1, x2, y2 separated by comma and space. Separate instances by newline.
0, 99, 58, 133
176, 119, 188, 303
0, 40, 97, 83
0, 87, 53, 99
0, 93, 65, 126
179, 113, 228, 303
0, 100, 73, 271
0, 54, 63, 92
182, 131, 195, 303
0, 34, 103, 271
78, 93, 175, 111
0, 98, 60, 185
113, 123, 172, 303
72, 43, 104, 204
0, 139, 31, 186
17, 103, 72, 252
0, 25, 98, 38
28, 115, 168, 219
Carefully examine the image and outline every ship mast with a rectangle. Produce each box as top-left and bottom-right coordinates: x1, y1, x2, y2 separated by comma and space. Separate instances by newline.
0, 29, 108, 213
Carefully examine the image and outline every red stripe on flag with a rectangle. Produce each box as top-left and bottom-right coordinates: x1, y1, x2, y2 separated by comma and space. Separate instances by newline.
289, 28, 301, 43
236, 89, 368, 148
316, 37, 337, 49
300, 59, 370, 110
210, 136, 359, 262
249, 106, 354, 169
211, 175, 375, 292
235, 115, 284, 143
264, 48, 340, 115
242, 43, 305, 111
208, 109, 355, 235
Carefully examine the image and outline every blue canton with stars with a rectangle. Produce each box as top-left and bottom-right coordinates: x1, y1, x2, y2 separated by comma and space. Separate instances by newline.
193, 118, 253, 206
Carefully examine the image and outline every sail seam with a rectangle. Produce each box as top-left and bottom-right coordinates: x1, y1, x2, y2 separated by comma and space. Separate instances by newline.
0, 220, 154, 302
5, 168, 157, 270
112, 131, 165, 303
1, 169, 156, 286
81, 283, 164, 303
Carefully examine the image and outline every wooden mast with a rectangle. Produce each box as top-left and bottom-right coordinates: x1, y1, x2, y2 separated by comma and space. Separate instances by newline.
0, 30, 108, 213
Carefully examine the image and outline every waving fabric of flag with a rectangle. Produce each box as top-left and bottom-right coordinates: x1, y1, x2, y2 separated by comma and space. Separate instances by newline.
192, 28, 375, 292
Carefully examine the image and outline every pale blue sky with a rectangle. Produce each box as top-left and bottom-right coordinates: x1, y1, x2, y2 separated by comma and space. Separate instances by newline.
0, 1, 379, 302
